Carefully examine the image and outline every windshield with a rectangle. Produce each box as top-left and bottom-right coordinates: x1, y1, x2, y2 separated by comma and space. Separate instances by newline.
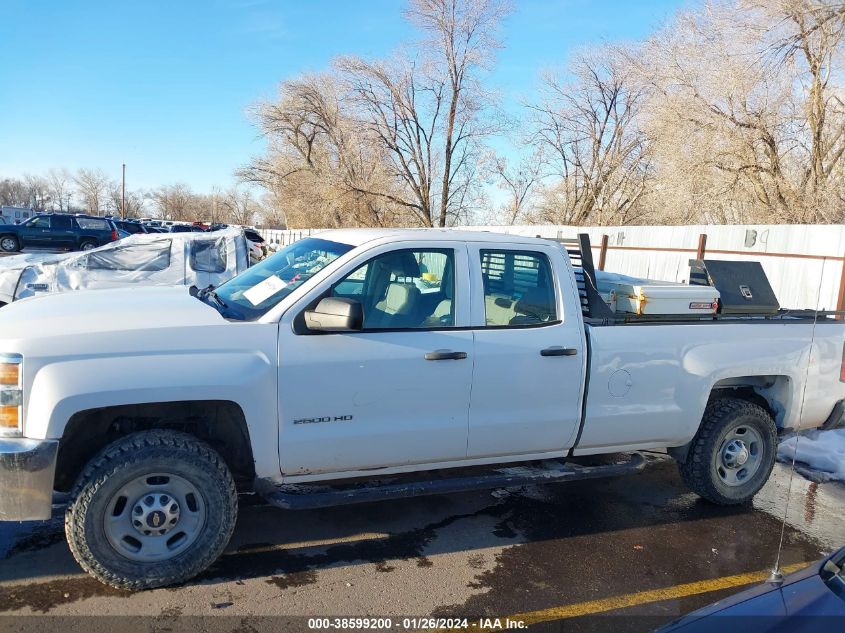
211, 237, 354, 320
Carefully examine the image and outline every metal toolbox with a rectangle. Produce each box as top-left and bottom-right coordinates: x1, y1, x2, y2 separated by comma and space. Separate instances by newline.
689, 260, 780, 315
605, 282, 720, 316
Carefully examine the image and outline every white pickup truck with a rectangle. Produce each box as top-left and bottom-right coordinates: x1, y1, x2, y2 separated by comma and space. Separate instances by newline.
1, 229, 844, 590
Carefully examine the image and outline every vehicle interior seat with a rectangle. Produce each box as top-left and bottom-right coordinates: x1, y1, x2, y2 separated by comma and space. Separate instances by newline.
423, 274, 454, 326
509, 286, 555, 325
366, 252, 423, 328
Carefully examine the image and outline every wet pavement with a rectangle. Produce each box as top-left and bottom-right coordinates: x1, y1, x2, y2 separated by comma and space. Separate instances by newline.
0, 454, 842, 630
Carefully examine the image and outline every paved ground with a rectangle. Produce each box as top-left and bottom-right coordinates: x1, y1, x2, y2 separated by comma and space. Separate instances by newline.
1, 454, 843, 631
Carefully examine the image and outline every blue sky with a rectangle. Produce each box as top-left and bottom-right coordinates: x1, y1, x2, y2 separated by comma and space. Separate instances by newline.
1, 0, 688, 193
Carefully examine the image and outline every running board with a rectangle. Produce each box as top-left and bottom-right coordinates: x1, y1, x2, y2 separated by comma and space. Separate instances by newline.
259, 453, 646, 510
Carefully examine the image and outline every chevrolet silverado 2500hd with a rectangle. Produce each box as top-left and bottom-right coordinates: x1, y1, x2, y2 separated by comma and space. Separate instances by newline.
1, 229, 844, 589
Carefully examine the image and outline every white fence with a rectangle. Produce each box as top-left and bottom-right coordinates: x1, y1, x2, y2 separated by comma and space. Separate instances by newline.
259, 224, 845, 311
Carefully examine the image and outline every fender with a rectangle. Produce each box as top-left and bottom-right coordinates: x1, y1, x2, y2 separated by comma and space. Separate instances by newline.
25, 350, 280, 478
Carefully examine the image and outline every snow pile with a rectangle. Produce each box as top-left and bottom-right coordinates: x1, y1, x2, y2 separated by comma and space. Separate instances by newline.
777, 429, 845, 482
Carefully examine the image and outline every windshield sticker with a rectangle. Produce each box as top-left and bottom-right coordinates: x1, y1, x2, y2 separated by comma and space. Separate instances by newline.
243, 274, 287, 306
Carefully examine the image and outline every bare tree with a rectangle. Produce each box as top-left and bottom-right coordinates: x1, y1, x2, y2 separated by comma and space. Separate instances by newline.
107, 182, 145, 218
47, 169, 72, 211
242, 73, 411, 228
0, 178, 29, 207
23, 174, 51, 211
74, 168, 110, 214
245, 0, 508, 229
405, 0, 510, 225
528, 47, 651, 226
150, 183, 197, 220
488, 149, 545, 224
636, 0, 845, 224
221, 187, 258, 226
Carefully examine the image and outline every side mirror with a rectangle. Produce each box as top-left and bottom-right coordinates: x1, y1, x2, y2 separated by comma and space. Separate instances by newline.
304, 297, 363, 332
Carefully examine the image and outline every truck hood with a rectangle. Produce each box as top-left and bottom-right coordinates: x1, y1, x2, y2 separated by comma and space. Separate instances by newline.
0, 286, 224, 338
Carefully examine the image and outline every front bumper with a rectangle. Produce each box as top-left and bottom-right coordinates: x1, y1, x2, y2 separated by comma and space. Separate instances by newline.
0, 438, 59, 521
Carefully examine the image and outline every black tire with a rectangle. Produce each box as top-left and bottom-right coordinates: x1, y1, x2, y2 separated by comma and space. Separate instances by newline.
679, 397, 777, 505
0, 235, 20, 252
65, 430, 237, 590
78, 240, 97, 251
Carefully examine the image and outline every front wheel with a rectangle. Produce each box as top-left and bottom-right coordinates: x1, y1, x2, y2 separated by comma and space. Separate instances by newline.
0, 236, 20, 252
678, 397, 777, 505
65, 430, 237, 590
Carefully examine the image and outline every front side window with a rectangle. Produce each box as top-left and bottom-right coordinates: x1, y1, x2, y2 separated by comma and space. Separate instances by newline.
480, 250, 557, 327
213, 237, 355, 320
26, 216, 50, 229
331, 249, 455, 329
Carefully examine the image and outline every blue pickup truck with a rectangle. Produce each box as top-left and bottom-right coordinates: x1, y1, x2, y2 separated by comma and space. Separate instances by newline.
0, 213, 118, 252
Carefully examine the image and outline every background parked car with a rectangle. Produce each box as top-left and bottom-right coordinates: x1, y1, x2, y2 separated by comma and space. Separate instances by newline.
0, 213, 118, 253
113, 219, 150, 234
658, 547, 845, 631
169, 224, 207, 233
0, 227, 250, 306
243, 228, 267, 263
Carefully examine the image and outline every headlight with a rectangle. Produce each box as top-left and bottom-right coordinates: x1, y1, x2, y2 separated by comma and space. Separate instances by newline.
0, 353, 23, 436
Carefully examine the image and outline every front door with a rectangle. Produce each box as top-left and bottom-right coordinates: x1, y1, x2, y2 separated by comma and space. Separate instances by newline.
278, 243, 474, 476
18, 216, 52, 247
466, 244, 585, 458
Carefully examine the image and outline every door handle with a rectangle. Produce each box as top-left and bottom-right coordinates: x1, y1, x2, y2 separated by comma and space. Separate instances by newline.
541, 346, 577, 357
425, 350, 467, 361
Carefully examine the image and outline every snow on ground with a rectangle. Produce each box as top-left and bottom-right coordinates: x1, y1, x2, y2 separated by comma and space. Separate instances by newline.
778, 428, 845, 483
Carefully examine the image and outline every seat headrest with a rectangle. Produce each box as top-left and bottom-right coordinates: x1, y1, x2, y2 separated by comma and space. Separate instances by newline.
376, 252, 420, 278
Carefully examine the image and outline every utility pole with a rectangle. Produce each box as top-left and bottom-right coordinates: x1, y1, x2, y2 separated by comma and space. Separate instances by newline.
121, 163, 126, 218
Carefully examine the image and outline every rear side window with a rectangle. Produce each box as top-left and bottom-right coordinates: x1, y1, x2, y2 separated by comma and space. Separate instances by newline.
190, 239, 227, 273
76, 217, 110, 230
52, 216, 72, 230
84, 240, 172, 271
480, 250, 557, 327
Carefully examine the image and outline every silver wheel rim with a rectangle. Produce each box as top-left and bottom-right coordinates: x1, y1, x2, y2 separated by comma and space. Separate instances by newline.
81, 242, 95, 250
715, 425, 763, 487
104, 472, 206, 562
1, 238, 16, 251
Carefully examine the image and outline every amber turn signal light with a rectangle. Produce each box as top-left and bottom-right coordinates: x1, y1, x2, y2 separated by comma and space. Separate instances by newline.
0, 405, 19, 429
0, 362, 19, 386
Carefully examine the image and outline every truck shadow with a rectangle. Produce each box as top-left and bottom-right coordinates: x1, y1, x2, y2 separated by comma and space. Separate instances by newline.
0, 457, 825, 612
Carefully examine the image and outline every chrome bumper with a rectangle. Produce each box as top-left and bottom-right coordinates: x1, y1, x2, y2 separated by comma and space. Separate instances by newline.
0, 438, 59, 521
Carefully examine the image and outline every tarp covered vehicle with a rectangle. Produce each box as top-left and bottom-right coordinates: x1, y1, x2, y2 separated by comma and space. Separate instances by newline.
0, 227, 249, 306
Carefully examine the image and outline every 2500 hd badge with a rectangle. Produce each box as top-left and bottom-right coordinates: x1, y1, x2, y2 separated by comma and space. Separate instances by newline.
293, 415, 354, 425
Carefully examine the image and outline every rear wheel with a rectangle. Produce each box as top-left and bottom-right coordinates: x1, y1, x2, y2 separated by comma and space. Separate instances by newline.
79, 240, 97, 251
65, 430, 237, 590
678, 397, 777, 505
0, 236, 19, 252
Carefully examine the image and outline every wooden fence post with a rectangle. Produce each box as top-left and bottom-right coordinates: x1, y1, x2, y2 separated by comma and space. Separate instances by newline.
696, 233, 707, 260
836, 257, 845, 318
598, 234, 609, 271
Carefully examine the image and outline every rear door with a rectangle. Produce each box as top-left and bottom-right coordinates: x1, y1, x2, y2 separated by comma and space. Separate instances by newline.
50, 215, 75, 248
466, 243, 585, 459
